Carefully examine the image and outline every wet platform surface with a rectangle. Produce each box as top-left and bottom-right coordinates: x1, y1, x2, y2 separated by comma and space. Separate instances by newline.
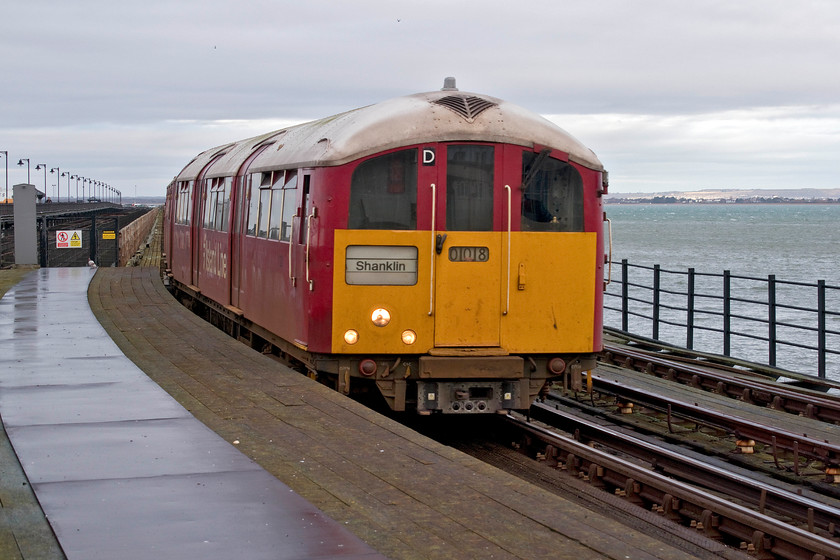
0, 265, 733, 559
84, 267, 718, 560
0, 268, 383, 560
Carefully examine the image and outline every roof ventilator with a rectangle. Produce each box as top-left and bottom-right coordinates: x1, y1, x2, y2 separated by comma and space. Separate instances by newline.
434, 95, 497, 122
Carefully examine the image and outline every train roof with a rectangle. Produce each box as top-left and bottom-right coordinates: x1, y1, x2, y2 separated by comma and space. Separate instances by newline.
177, 83, 603, 182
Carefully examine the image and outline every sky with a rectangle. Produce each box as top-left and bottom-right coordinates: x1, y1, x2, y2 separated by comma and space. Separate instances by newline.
1, 0, 839, 200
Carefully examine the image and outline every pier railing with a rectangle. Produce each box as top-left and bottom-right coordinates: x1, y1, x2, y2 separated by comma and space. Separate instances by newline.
604, 260, 840, 379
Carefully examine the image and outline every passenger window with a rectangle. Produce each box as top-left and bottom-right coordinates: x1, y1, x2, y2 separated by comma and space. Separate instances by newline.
246, 174, 261, 236
258, 186, 271, 238
349, 149, 417, 230
176, 181, 193, 225
280, 172, 297, 241
202, 179, 214, 228
217, 177, 231, 232
446, 145, 494, 231
521, 152, 583, 232
268, 172, 285, 240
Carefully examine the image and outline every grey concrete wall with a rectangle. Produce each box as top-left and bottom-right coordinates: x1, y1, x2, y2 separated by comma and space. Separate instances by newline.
13, 183, 37, 265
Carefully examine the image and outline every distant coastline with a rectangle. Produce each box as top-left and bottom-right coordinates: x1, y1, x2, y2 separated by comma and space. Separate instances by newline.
604, 187, 840, 204
605, 196, 840, 204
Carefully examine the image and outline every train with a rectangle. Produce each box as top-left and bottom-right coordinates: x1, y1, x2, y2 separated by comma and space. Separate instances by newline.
163, 78, 609, 414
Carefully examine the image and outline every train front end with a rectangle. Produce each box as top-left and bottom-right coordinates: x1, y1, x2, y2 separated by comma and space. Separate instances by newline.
329, 88, 607, 414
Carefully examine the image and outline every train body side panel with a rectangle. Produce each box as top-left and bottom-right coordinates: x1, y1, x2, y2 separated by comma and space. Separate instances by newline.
503, 232, 597, 353
170, 224, 192, 285
196, 228, 231, 306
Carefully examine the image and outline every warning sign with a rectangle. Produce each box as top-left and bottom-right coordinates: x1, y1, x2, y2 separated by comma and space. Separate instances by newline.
56, 230, 83, 249
102, 231, 116, 240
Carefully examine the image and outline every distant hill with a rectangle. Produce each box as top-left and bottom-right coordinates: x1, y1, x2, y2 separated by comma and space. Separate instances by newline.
605, 188, 840, 202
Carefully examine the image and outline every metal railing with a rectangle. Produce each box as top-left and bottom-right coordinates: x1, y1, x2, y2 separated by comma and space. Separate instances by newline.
604, 259, 840, 379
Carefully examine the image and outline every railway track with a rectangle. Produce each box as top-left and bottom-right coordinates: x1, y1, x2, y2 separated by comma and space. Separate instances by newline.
601, 343, 840, 425
590, 364, 840, 471
503, 409, 840, 560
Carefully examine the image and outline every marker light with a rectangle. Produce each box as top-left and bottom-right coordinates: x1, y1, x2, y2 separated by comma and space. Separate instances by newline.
401, 329, 417, 345
548, 357, 566, 375
371, 308, 391, 327
359, 359, 377, 376
344, 329, 359, 345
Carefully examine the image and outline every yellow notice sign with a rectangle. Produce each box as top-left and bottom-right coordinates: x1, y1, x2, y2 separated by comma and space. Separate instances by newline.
56, 230, 83, 249
102, 231, 116, 240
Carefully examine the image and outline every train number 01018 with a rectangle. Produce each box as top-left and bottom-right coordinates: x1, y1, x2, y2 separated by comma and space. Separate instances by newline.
448, 246, 489, 262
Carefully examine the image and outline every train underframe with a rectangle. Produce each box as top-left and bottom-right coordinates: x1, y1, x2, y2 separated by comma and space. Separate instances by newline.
167, 279, 596, 414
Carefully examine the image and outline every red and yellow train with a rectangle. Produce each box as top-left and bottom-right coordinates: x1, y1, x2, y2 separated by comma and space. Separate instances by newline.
164, 79, 609, 414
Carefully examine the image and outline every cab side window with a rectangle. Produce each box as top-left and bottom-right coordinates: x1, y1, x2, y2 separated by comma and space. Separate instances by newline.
348, 149, 417, 230
521, 152, 583, 232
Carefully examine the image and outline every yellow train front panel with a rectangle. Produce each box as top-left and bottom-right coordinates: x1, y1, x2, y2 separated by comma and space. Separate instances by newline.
332, 230, 433, 354
332, 229, 597, 356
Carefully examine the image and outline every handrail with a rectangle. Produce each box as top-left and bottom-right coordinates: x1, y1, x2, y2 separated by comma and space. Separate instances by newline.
504, 185, 511, 315
603, 215, 612, 287
288, 214, 296, 286
305, 206, 316, 291
603, 259, 840, 379
428, 183, 436, 316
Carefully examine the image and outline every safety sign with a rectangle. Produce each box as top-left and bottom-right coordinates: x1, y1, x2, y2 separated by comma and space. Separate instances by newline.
56, 230, 83, 249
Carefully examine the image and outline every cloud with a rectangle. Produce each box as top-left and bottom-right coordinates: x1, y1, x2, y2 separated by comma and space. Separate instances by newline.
548, 104, 840, 191
2, 0, 840, 196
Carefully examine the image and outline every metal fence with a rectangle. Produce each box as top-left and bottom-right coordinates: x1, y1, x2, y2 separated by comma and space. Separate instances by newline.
604, 259, 840, 380
0, 206, 149, 268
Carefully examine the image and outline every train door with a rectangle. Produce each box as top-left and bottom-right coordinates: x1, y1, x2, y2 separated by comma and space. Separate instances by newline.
230, 175, 246, 309
433, 144, 503, 347
191, 179, 204, 287
289, 172, 312, 348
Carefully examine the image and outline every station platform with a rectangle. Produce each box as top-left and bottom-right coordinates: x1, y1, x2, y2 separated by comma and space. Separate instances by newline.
0, 268, 383, 560
1, 266, 716, 559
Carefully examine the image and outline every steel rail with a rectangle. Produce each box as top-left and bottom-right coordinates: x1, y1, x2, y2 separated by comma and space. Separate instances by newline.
531, 399, 840, 537
591, 366, 840, 467
602, 344, 840, 425
506, 412, 840, 560
602, 327, 840, 392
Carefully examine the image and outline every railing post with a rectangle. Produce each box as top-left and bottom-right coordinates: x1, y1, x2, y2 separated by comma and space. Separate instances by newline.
723, 270, 731, 357
818, 280, 826, 379
687, 268, 695, 350
652, 264, 661, 340
621, 259, 629, 332
768, 275, 777, 367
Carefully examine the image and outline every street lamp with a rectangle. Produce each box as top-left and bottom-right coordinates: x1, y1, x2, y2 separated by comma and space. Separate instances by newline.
71, 175, 80, 201
49, 167, 60, 202
34, 164, 48, 201
17, 158, 30, 184
0, 151, 7, 203
61, 171, 72, 202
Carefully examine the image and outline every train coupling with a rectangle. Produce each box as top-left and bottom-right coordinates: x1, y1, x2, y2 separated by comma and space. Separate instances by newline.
416, 380, 525, 414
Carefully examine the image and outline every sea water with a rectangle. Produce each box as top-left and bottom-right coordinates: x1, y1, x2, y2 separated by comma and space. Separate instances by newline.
602, 203, 840, 379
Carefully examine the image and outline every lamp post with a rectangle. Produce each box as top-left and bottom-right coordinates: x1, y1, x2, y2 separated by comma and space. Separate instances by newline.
81, 178, 87, 202
71, 175, 79, 201
34, 164, 48, 201
17, 158, 30, 184
0, 151, 7, 203
49, 167, 60, 202
61, 171, 71, 202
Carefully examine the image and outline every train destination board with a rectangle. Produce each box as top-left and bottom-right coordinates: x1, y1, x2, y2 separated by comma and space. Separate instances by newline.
346, 245, 418, 285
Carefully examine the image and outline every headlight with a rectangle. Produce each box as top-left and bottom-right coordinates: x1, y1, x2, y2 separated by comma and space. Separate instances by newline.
344, 329, 359, 345
401, 330, 417, 345
371, 308, 391, 327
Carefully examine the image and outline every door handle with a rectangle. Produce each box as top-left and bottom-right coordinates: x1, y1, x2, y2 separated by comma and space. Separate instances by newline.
435, 233, 447, 255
